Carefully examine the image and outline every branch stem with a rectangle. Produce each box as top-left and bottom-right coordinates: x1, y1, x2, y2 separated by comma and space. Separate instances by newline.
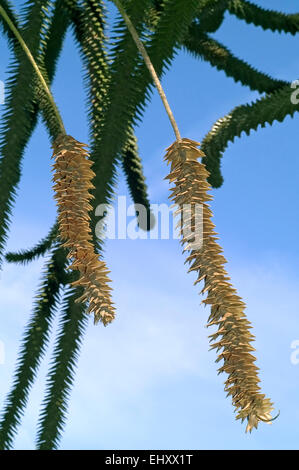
113, 0, 181, 141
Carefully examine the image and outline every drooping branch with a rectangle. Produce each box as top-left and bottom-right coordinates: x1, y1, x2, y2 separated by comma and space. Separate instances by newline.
183, 23, 288, 94
202, 84, 297, 188
121, 129, 154, 231
0, 246, 68, 449
5, 222, 58, 264
0, 0, 18, 46
35, 286, 88, 450
88, 0, 201, 249
227, 0, 299, 34
198, 0, 227, 33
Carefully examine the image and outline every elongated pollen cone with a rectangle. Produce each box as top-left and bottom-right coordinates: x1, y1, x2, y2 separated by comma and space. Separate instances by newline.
165, 138, 274, 432
52, 134, 115, 326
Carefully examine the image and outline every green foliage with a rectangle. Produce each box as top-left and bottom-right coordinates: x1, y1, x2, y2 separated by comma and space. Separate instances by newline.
89, 0, 154, 236
35, 287, 88, 450
32, 1, 108, 448
42, 0, 73, 79
202, 84, 298, 188
70, 0, 154, 228
0, 0, 51, 268
227, 0, 299, 34
0, 246, 67, 449
198, 0, 227, 33
0, 0, 18, 46
90, 0, 201, 241
5, 222, 58, 264
0, 0, 298, 449
121, 129, 153, 230
35, 0, 75, 139
68, 0, 110, 149
183, 23, 288, 94
0, 0, 77, 449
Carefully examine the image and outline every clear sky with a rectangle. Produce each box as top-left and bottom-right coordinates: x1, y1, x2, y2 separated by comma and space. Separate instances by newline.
0, 0, 299, 450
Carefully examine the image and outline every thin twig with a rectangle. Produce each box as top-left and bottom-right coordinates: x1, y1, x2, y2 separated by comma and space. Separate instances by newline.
113, 0, 181, 142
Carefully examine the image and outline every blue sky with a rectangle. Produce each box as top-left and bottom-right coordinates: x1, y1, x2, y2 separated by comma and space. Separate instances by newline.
0, 0, 299, 450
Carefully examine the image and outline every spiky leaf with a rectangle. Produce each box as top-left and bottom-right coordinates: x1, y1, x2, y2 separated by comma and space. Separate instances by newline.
0, 246, 67, 450
202, 84, 297, 187
183, 23, 288, 94
228, 0, 299, 34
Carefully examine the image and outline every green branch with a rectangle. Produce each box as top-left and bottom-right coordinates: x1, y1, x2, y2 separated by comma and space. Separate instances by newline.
202, 84, 299, 187
121, 130, 154, 231
28, 1, 107, 449
36, 287, 88, 450
0, 0, 18, 45
0, 2, 74, 448
183, 23, 288, 94
198, 0, 227, 33
227, 0, 299, 34
88, 0, 154, 238
69, 0, 110, 145
5, 222, 58, 264
0, 247, 67, 450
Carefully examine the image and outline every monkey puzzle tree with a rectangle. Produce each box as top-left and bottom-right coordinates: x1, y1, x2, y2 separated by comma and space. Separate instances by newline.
0, 0, 297, 450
